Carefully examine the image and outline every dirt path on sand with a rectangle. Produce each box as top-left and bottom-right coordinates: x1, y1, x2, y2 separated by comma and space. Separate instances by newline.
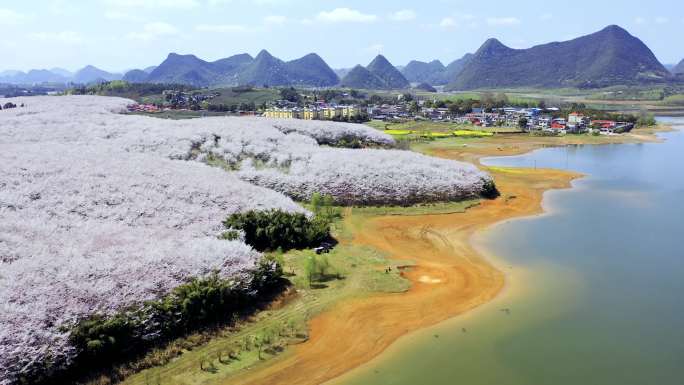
226, 164, 579, 385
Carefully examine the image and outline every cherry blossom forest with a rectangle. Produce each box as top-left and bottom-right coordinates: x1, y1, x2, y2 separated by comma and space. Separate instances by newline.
0, 96, 493, 384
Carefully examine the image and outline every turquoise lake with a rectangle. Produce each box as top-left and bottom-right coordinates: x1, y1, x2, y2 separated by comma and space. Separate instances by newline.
335, 118, 684, 385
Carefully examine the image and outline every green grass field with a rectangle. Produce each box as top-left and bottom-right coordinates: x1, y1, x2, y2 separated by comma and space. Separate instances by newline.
208, 88, 280, 106
118, 210, 415, 385
112, 197, 484, 385
367, 120, 522, 135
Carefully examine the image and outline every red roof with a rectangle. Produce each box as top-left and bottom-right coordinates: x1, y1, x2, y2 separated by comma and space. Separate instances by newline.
593, 120, 616, 126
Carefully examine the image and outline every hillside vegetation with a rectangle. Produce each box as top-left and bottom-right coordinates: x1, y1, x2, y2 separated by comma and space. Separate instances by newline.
340, 55, 409, 90
448, 25, 671, 90
144, 51, 339, 88
0, 96, 495, 384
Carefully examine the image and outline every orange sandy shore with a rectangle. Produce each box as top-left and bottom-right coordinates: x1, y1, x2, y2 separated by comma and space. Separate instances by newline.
226, 159, 581, 385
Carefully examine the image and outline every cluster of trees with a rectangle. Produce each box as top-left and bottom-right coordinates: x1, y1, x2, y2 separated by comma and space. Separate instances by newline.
280, 87, 301, 103
223, 209, 330, 252
1, 101, 19, 110
423, 93, 543, 115
278, 88, 372, 108
4, 92, 499, 384
563, 103, 656, 126
60, 262, 284, 385
1, 96, 311, 385
69, 81, 194, 98
231, 85, 255, 93
330, 112, 370, 123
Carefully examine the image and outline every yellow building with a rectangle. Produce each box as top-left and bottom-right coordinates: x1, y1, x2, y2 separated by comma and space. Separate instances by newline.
264, 106, 361, 120
341, 106, 360, 118
263, 108, 295, 119
302, 108, 317, 120
320, 107, 339, 120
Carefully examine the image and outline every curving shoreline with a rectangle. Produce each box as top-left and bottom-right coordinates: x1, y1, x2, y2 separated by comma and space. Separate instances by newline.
226, 162, 581, 385
219, 126, 672, 385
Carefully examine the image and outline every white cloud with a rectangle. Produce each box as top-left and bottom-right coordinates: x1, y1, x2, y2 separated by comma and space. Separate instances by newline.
437, 14, 477, 29
366, 43, 384, 53
486, 17, 521, 26
195, 23, 248, 33
0, 40, 18, 48
264, 15, 287, 25
49, 0, 79, 16
655, 16, 669, 24
540, 13, 553, 21
0, 8, 27, 25
389, 9, 416, 22
30, 31, 85, 44
508, 39, 528, 49
208, 0, 288, 5
103, 0, 199, 9
127, 22, 179, 41
316, 8, 377, 23
635, 17, 647, 25
439, 17, 456, 28
104, 10, 142, 21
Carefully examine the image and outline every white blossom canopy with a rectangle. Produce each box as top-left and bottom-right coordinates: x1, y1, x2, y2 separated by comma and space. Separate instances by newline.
0, 96, 492, 384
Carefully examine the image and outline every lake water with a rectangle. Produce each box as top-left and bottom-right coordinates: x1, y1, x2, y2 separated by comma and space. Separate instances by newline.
335, 118, 684, 385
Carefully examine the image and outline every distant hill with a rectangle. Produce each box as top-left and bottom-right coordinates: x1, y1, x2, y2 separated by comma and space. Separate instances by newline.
0, 70, 22, 77
73, 65, 122, 84
236, 50, 290, 86
400, 54, 473, 85
123, 69, 150, 83
673, 59, 684, 75
145, 51, 338, 87
50, 68, 73, 78
24, 70, 69, 84
339, 65, 387, 89
0, 69, 69, 84
146, 53, 221, 86
334, 68, 351, 79
366, 55, 410, 89
284, 53, 339, 87
443, 54, 473, 83
447, 25, 671, 90
0, 66, 125, 85
401, 60, 446, 84
414, 82, 437, 92
341, 55, 409, 89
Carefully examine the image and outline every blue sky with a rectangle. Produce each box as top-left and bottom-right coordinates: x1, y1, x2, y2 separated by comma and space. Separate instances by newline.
1, 0, 682, 72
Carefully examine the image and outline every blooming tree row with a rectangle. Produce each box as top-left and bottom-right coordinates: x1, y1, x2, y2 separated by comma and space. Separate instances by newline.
0, 96, 493, 384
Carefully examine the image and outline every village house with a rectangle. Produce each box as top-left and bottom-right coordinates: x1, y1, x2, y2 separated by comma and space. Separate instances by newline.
263, 105, 362, 121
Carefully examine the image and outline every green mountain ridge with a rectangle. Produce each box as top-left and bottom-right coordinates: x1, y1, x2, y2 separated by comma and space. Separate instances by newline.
401, 54, 474, 85
1, 25, 676, 90
447, 25, 671, 90
401, 60, 446, 84
122, 69, 150, 83
145, 51, 338, 87
366, 55, 410, 89
340, 55, 409, 89
73, 65, 122, 84
673, 59, 684, 75
339, 65, 388, 89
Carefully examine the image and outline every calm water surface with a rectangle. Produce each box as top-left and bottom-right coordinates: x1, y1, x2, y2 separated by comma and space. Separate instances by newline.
335, 118, 684, 385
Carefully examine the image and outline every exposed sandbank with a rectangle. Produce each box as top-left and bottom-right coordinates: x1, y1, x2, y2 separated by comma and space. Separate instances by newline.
226, 158, 580, 385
